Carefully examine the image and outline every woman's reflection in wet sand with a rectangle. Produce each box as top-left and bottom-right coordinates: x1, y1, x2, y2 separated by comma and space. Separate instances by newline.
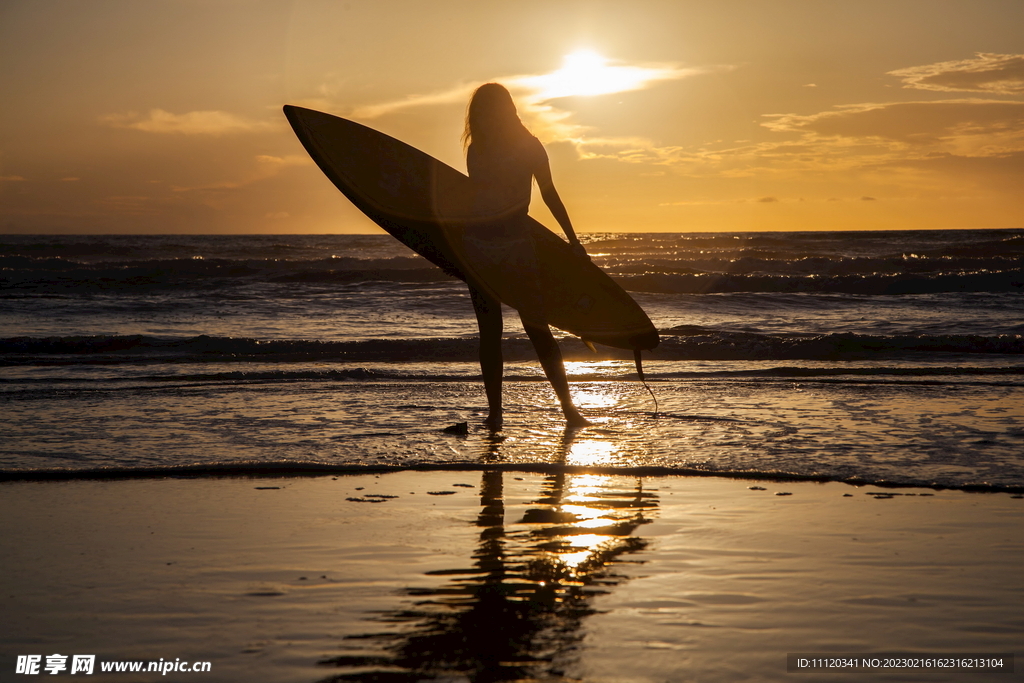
317, 433, 659, 682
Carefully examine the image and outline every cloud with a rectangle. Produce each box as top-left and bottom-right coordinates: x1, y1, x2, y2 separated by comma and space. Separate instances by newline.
574, 58, 1024, 176
762, 99, 1024, 153
170, 181, 243, 193
564, 59, 1024, 177
170, 154, 310, 194
350, 85, 478, 120
101, 109, 275, 135
0, 175, 26, 182
347, 52, 715, 146
756, 196, 779, 203
92, 195, 169, 216
889, 53, 1024, 95
509, 51, 701, 101
255, 154, 313, 168
574, 135, 681, 160
583, 97, 1024, 185
332, 54, 1024, 192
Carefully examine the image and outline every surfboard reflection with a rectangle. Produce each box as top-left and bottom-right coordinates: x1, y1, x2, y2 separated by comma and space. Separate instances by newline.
317, 470, 658, 682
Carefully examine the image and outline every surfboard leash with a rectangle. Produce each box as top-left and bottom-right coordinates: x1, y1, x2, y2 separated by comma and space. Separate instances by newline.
633, 349, 659, 417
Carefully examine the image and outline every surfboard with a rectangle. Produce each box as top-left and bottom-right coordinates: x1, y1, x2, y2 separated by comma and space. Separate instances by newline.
283, 105, 659, 351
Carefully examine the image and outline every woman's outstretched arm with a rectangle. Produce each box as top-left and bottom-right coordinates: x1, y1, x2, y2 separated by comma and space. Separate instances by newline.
534, 156, 588, 258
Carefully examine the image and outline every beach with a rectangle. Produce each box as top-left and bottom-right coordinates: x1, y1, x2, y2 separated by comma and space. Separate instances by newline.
4, 0, 1024, 676
2, 471, 1021, 682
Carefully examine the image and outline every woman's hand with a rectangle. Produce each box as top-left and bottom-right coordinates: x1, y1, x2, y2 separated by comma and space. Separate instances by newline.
570, 240, 589, 260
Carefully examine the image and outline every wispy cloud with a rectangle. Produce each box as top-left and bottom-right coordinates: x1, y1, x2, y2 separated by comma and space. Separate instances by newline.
658, 195, 903, 207
762, 99, 1024, 154
576, 57, 1024, 177
889, 53, 1024, 95
332, 54, 1024, 188
255, 154, 311, 168
659, 196, 819, 206
350, 85, 479, 120
575, 97, 1024, 187
509, 51, 701, 101
169, 154, 311, 194
101, 109, 276, 135
348, 51, 716, 146
92, 195, 171, 216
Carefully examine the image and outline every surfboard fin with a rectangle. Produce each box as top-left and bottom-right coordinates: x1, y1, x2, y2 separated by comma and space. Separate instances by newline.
634, 348, 659, 416
583, 339, 597, 353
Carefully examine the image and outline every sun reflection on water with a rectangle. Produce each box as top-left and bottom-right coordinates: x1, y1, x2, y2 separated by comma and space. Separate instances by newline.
566, 438, 619, 466
323, 471, 658, 681
564, 473, 610, 497
559, 503, 605, 519
533, 474, 654, 578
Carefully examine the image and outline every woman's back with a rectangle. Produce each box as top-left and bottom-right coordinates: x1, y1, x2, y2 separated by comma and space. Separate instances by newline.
467, 134, 545, 220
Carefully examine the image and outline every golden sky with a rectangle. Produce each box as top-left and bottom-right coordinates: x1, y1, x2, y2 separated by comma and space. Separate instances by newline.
2, 0, 1023, 234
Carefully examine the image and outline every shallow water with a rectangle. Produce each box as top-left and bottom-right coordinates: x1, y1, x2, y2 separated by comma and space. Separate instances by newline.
1, 231, 1021, 490
2, 473, 1020, 682
3, 362, 1022, 490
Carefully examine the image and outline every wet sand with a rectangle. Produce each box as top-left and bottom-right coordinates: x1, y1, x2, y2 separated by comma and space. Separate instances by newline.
2, 472, 1021, 682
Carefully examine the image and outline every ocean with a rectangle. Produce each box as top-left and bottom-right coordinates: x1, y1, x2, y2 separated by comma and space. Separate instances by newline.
2, 229, 1022, 490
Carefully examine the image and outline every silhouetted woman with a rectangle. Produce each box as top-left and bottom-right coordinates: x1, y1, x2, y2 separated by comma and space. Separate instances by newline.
462, 82, 590, 429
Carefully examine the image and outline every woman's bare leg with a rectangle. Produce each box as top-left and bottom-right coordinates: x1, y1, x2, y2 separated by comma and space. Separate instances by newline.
470, 285, 503, 428
522, 320, 591, 428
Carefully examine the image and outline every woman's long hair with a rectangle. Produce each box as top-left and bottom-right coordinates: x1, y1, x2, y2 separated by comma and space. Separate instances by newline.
462, 83, 531, 151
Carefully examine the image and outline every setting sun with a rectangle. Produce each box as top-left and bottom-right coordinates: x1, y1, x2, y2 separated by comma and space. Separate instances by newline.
539, 50, 634, 98
516, 50, 686, 100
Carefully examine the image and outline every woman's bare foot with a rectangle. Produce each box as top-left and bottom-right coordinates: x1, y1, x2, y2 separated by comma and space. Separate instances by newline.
483, 412, 504, 430
563, 408, 592, 429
